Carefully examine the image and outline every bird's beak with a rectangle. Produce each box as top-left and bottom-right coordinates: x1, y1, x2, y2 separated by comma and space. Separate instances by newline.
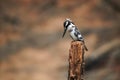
62, 28, 67, 38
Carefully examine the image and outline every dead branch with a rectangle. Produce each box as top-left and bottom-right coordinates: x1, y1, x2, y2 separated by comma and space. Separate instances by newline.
68, 41, 85, 80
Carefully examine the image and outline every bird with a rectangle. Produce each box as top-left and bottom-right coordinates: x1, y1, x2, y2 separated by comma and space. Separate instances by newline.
62, 18, 88, 51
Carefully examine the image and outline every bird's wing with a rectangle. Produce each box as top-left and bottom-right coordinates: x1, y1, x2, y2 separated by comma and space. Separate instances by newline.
74, 27, 84, 41
74, 27, 88, 51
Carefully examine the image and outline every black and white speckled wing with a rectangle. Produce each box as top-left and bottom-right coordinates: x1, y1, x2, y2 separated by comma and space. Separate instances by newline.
74, 27, 84, 41
74, 27, 88, 51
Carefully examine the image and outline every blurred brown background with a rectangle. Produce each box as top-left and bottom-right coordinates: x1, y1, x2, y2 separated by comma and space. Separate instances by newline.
0, 0, 120, 80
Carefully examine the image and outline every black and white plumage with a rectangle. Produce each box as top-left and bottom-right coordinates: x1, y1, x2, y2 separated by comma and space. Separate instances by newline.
62, 18, 88, 51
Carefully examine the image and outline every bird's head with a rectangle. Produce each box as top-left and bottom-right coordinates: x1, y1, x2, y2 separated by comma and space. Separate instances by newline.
62, 18, 74, 38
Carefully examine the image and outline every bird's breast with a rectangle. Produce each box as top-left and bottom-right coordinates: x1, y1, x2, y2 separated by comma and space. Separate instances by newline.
70, 31, 77, 40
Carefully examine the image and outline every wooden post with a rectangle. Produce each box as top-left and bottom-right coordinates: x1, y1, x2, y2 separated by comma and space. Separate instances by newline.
68, 41, 85, 80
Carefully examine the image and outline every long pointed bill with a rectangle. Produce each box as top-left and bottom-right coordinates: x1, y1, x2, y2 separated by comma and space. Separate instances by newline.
62, 28, 67, 38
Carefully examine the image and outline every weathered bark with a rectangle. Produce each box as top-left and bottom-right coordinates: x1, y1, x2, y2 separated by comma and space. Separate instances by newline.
68, 41, 85, 80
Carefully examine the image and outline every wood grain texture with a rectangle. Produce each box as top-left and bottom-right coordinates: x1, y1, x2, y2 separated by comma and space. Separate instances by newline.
68, 41, 85, 80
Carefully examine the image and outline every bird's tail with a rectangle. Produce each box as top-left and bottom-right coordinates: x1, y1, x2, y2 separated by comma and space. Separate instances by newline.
83, 44, 88, 51
82, 41, 88, 51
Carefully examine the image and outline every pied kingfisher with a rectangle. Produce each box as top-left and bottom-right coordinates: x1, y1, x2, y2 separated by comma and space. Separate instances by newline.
62, 18, 88, 51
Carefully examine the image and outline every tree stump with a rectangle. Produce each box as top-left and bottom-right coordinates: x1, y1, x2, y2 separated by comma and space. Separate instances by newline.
68, 41, 85, 80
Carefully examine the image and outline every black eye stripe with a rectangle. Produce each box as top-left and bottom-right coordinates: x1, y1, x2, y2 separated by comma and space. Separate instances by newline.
67, 21, 70, 26
63, 20, 74, 29
64, 21, 69, 27
63, 21, 66, 27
